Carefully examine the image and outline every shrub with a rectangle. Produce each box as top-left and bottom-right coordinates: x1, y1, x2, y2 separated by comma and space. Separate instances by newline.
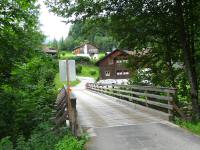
0, 53, 57, 139
76, 65, 82, 74
55, 135, 86, 150
68, 56, 92, 65
0, 137, 13, 150
90, 70, 96, 76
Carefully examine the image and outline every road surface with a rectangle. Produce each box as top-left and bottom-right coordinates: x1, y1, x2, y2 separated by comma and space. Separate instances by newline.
73, 77, 200, 150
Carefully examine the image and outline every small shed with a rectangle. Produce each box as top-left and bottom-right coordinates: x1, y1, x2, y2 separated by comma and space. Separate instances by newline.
43, 47, 57, 55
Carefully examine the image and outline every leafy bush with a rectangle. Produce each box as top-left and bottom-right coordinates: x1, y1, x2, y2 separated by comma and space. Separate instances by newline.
90, 70, 96, 76
0, 137, 13, 150
76, 65, 82, 74
69, 56, 92, 65
15, 122, 64, 150
0, 122, 87, 150
55, 135, 86, 150
0, 53, 57, 139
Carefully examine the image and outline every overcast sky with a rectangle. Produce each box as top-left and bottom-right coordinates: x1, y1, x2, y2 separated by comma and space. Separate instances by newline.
39, 0, 71, 41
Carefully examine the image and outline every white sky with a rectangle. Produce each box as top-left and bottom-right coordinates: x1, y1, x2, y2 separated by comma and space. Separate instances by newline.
39, 0, 71, 41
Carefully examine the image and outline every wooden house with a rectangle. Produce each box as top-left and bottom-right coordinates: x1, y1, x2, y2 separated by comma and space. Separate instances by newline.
72, 43, 99, 59
97, 49, 149, 80
96, 49, 132, 80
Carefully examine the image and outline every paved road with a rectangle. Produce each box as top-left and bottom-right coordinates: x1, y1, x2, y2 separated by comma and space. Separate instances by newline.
73, 77, 200, 150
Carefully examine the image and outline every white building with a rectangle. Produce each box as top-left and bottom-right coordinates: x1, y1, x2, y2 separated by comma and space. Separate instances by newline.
72, 43, 99, 59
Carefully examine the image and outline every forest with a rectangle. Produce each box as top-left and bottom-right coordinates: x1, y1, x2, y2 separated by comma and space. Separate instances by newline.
0, 0, 85, 149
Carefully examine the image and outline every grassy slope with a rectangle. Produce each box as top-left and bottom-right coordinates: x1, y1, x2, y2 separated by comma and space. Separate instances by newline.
59, 51, 74, 59
175, 118, 200, 136
99, 52, 105, 59
78, 65, 99, 79
54, 73, 80, 90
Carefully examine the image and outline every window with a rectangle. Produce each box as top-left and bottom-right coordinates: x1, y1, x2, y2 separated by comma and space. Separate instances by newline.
123, 59, 128, 63
116, 70, 123, 76
123, 70, 129, 75
116, 60, 122, 64
105, 71, 110, 76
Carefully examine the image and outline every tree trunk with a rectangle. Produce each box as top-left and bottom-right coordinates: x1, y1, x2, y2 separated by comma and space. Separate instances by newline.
176, 0, 200, 120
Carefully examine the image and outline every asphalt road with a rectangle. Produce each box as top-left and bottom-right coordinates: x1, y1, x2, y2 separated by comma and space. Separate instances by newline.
73, 77, 200, 150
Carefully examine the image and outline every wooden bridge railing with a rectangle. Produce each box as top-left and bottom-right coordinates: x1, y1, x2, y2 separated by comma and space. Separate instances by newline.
86, 83, 177, 119
52, 86, 77, 136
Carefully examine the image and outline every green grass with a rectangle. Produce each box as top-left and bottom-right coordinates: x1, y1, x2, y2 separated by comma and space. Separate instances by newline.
59, 51, 75, 59
99, 52, 106, 58
54, 73, 80, 90
59, 51, 106, 61
78, 65, 99, 79
175, 118, 200, 135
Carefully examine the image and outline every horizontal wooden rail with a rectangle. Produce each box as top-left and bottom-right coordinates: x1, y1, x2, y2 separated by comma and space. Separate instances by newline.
52, 86, 77, 136
86, 83, 176, 117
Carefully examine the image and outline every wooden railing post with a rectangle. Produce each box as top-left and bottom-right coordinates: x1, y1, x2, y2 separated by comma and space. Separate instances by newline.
69, 93, 77, 136
144, 90, 149, 107
64, 85, 77, 136
167, 92, 173, 121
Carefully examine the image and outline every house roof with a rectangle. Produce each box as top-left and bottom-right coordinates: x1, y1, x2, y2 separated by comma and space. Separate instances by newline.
72, 42, 99, 51
96, 49, 150, 66
43, 47, 57, 54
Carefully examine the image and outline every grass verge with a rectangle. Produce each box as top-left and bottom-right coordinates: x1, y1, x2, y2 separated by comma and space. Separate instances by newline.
59, 51, 74, 59
77, 65, 99, 80
54, 73, 80, 90
175, 118, 200, 136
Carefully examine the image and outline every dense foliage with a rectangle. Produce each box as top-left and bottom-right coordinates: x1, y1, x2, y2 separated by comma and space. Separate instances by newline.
47, 0, 200, 120
0, 1, 86, 149
0, 123, 86, 150
1, 54, 57, 139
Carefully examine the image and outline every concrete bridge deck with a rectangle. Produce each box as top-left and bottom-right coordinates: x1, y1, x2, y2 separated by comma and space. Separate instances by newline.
73, 77, 200, 150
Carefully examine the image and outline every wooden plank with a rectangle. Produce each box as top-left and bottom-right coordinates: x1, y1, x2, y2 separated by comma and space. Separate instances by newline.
103, 87, 173, 101
55, 103, 67, 119
117, 85, 176, 94
55, 97, 66, 110
91, 84, 176, 94
89, 87, 173, 110
55, 111, 68, 127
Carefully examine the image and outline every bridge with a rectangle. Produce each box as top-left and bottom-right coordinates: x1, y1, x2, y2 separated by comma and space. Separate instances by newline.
54, 77, 200, 150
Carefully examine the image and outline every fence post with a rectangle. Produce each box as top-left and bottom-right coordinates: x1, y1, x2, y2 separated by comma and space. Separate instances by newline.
144, 90, 149, 107
69, 93, 77, 136
167, 92, 173, 121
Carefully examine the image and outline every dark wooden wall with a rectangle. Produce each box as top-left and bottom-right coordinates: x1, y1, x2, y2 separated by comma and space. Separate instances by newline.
99, 51, 131, 80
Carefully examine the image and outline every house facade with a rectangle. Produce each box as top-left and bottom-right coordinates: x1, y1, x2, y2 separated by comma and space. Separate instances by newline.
72, 43, 99, 59
97, 49, 132, 80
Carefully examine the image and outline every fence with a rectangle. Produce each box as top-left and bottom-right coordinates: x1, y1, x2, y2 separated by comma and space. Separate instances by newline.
52, 86, 77, 136
86, 83, 177, 119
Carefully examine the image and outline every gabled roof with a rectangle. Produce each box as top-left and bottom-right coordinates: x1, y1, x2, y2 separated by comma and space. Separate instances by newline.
96, 49, 150, 66
96, 49, 129, 65
72, 42, 99, 51
43, 47, 57, 54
